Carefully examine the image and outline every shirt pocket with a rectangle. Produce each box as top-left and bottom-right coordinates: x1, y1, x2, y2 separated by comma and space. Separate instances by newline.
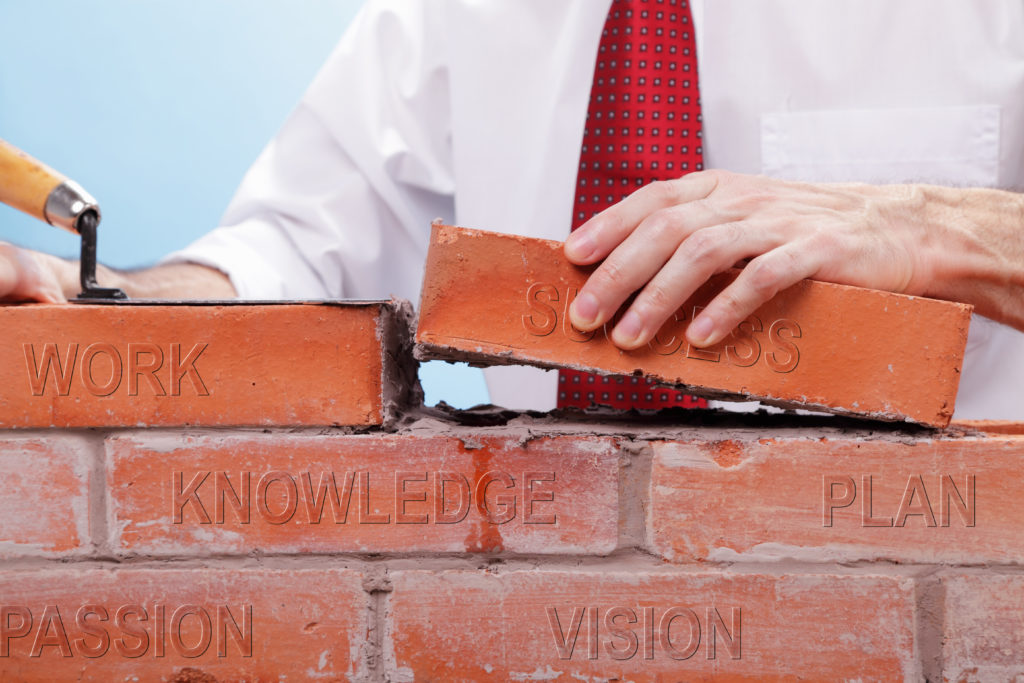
760, 105, 1000, 186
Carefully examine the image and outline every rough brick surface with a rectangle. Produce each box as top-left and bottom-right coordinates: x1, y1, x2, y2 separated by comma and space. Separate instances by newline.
416, 224, 971, 427
0, 365, 1018, 680
942, 573, 1024, 681
386, 570, 919, 680
0, 436, 90, 558
951, 419, 1024, 435
0, 568, 366, 681
649, 433, 1019, 564
0, 300, 412, 428
107, 432, 619, 556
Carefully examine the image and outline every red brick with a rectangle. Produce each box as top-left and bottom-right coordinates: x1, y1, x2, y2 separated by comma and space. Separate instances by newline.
951, 419, 1024, 436
942, 573, 1024, 680
107, 433, 619, 556
387, 569, 918, 680
415, 224, 971, 427
649, 432, 1021, 564
0, 436, 89, 557
0, 568, 365, 681
0, 300, 412, 428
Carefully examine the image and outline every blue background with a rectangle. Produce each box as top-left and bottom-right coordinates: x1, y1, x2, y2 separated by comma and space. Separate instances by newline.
0, 0, 489, 408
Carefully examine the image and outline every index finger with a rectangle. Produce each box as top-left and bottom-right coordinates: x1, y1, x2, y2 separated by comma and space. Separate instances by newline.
563, 170, 721, 265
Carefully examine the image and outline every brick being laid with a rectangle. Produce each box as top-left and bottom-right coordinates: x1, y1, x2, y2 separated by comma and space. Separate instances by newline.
0, 299, 417, 428
415, 224, 972, 427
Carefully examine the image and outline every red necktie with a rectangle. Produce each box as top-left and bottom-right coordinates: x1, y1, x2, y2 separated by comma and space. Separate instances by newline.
558, 0, 708, 411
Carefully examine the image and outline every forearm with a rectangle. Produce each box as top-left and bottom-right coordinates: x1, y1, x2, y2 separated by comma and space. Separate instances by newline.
35, 252, 237, 300
921, 186, 1024, 329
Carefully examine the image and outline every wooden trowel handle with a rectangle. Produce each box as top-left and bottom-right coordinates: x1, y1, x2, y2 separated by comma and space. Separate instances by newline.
0, 138, 99, 234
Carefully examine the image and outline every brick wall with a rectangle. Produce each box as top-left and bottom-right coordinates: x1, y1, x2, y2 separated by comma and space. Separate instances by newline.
0, 300, 1020, 681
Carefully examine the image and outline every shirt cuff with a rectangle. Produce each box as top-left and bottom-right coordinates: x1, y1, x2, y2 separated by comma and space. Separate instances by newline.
159, 219, 328, 300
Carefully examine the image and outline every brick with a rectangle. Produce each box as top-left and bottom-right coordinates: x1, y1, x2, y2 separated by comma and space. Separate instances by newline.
0, 300, 414, 428
0, 436, 90, 557
387, 569, 918, 680
649, 431, 1022, 564
951, 419, 1024, 436
107, 432, 619, 556
415, 224, 971, 427
942, 573, 1024, 680
0, 567, 365, 681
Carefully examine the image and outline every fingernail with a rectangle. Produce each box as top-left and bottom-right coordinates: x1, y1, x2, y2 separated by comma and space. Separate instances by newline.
687, 314, 715, 346
570, 291, 600, 326
613, 311, 644, 347
564, 232, 596, 261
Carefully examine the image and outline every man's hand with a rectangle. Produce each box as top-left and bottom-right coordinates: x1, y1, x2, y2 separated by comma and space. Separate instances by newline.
0, 243, 236, 302
0, 243, 69, 303
562, 170, 991, 350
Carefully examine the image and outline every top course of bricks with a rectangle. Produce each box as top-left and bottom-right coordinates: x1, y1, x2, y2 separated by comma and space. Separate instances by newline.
0, 224, 973, 428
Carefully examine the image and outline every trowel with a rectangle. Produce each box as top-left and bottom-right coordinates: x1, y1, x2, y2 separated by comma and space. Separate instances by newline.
0, 137, 126, 300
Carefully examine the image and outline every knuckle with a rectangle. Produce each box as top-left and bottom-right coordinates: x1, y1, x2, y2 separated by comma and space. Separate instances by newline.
680, 228, 723, 267
689, 197, 713, 215
718, 221, 745, 246
697, 168, 725, 184
649, 179, 682, 204
717, 291, 748, 320
597, 258, 630, 290
746, 258, 782, 297
642, 281, 675, 312
699, 168, 730, 191
637, 211, 677, 242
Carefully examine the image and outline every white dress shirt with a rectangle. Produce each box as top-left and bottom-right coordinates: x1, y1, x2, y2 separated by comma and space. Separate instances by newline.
167, 0, 1024, 419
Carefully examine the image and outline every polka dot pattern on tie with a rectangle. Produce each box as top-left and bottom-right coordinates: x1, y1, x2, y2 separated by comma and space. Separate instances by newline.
558, 0, 707, 412
573, 0, 703, 224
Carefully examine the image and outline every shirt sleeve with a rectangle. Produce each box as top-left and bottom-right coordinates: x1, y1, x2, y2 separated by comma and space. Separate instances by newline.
162, 0, 455, 302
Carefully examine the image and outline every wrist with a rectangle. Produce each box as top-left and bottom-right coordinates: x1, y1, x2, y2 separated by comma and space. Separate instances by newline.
909, 184, 963, 297
919, 186, 1024, 316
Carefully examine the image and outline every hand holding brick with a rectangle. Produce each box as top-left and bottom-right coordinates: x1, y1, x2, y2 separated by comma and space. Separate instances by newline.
416, 224, 972, 426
